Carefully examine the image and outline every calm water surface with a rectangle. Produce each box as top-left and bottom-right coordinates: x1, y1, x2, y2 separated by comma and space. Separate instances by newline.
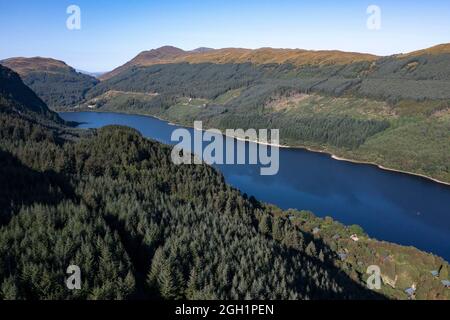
60, 112, 450, 261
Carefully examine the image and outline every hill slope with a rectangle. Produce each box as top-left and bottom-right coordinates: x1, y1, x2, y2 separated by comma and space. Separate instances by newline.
402, 43, 450, 57
3, 44, 450, 183
100, 46, 378, 80
97, 44, 450, 101
101, 46, 187, 80
1, 121, 449, 300
0, 57, 73, 75
83, 44, 450, 184
0, 64, 63, 123
1, 57, 99, 109
0, 69, 449, 300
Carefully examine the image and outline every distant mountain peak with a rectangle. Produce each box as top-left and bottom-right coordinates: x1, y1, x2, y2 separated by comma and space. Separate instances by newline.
191, 47, 214, 53
135, 46, 185, 59
156, 45, 185, 51
76, 69, 107, 78
100, 46, 187, 80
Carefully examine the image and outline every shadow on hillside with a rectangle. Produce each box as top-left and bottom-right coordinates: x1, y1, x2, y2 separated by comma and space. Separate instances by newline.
0, 149, 76, 225
0, 148, 387, 300
104, 195, 388, 301
283, 232, 388, 300
248, 201, 388, 300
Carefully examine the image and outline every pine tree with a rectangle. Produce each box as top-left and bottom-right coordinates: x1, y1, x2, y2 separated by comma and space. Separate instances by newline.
185, 268, 198, 299
158, 263, 177, 299
259, 215, 271, 234
0, 277, 20, 300
306, 241, 317, 257
319, 250, 325, 263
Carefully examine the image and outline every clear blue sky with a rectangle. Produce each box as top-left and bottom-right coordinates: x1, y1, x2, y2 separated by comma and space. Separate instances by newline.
1, 0, 449, 72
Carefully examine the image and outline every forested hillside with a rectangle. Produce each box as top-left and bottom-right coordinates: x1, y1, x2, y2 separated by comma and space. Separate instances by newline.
0, 57, 99, 108
1, 114, 449, 300
3, 47, 447, 183
0, 66, 449, 300
0, 65, 63, 123
77, 45, 450, 183
97, 45, 450, 101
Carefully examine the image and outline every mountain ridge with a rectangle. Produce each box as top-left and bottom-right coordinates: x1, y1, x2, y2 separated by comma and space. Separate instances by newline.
100, 45, 380, 80
4, 43, 450, 83
99, 43, 450, 81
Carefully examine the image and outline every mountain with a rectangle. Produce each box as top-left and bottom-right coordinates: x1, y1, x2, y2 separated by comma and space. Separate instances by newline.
179, 47, 378, 65
0, 57, 73, 75
3, 43, 450, 184
191, 47, 215, 53
0, 53, 449, 301
100, 46, 188, 80
91, 43, 450, 103
0, 57, 99, 109
83, 43, 450, 184
401, 43, 450, 57
0, 64, 62, 122
100, 46, 378, 80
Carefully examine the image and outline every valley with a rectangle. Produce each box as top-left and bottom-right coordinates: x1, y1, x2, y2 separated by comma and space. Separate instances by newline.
17, 44, 446, 184
71, 89, 450, 185
1, 44, 450, 301
61, 111, 450, 264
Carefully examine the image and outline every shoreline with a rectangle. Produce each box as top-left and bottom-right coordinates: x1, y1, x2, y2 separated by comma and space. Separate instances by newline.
330, 155, 450, 187
58, 108, 450, 187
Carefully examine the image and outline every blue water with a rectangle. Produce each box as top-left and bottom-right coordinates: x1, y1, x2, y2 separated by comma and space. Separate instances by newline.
60, 112, 450, 261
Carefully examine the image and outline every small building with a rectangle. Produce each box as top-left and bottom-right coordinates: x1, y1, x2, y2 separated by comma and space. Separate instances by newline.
350, 234, 360, 242
338, 252, 347, 261
442, 280, 450, 288
431, 270, 439, 278
405, 285, 417, 299
312, 227, 321, 235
